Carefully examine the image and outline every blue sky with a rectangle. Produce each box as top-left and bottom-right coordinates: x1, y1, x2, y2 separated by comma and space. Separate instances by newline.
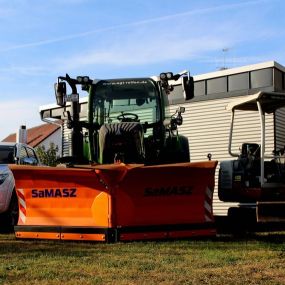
0, 0, 284, 140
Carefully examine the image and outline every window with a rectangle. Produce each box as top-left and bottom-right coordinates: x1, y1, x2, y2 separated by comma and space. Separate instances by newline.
228, 73, 249, 91
274, 69, 283, 91
207, 77, 227, 94
194, 81, 206, 96
250, 68, 273, 89
92, 79, 160, 125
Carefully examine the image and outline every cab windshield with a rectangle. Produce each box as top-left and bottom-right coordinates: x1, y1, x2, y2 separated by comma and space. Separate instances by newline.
91, 79, 161, 125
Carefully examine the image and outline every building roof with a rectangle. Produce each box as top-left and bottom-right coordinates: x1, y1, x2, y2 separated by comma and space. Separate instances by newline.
193, 61, 285, 81
2, 123, 61, 147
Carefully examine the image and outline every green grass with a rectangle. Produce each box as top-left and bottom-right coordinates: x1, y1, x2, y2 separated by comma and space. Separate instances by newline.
0, 233, 285, 284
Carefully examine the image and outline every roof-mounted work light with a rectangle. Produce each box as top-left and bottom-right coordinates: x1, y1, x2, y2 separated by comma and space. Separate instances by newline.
160, 72, 174, 81
77, 76, 91, 84
166, 72, 173, 79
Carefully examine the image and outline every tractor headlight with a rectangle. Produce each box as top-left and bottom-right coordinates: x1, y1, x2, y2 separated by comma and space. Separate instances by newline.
83, 76, 90, 83
160, 73, 167, 80
77, 76, 90, 84
160, 72, 174, 81
166, 72, 173, 79
0, 173, 9, 186
77, 76, 83, 83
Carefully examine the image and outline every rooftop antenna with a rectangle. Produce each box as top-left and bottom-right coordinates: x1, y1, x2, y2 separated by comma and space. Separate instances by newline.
219, 48, 229, 70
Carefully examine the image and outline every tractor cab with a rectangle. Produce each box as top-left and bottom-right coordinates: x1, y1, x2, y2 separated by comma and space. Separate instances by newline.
90, 78, 160, 164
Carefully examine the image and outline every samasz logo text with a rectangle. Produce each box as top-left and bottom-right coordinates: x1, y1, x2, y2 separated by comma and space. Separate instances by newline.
144, 186, 192, 196
31, 188, 77, 198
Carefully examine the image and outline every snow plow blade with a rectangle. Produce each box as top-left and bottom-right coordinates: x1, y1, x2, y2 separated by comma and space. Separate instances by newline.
9, 161, 218, 242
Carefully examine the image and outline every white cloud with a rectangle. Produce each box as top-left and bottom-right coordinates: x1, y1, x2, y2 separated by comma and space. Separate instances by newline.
0, 65, 50, 76
0, 99, 43, 140
198, 53, 271, 66
47, 0, 278, 72
0, 0, 279, 79
56, 36, 227, 71
0, 0, 272, 53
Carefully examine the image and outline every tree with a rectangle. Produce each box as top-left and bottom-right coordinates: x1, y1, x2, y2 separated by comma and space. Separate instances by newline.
36, 142, 59, 166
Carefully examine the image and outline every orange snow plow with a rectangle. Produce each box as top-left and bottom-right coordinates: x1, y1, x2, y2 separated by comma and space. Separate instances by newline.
10, 161, 217, 242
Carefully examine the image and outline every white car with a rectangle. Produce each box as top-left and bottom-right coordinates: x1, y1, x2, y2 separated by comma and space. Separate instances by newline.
0, 142, 39, 230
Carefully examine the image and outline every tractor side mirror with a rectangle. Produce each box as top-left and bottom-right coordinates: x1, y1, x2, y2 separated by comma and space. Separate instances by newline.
182, 76, 194, 100
54, 82, 67, 107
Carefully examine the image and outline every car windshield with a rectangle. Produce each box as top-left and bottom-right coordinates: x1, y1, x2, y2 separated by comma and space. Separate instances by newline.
0, 145, 15, 164
92, 79, 160, 125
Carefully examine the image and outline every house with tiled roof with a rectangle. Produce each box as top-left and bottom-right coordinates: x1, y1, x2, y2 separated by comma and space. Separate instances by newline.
2, 122, 62, 155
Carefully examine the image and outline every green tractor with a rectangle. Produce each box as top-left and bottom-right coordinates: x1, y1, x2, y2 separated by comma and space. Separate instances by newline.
49, 71, 194, 165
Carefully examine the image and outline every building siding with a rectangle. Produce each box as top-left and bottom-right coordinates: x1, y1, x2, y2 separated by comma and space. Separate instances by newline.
275, 107, 285, 150
62, 121, 72, 157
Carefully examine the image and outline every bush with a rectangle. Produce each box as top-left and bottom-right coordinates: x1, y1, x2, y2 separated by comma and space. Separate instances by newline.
36, 142, 59, 166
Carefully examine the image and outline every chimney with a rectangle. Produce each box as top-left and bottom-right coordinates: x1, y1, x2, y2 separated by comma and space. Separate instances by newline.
17, 125, 27, 144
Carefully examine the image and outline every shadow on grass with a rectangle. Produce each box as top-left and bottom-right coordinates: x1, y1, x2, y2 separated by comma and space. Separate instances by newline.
0, 231, 284, 258
0, 235, 103, 257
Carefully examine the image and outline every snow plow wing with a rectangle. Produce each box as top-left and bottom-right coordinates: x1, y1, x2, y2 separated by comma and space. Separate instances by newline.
10, 161, 217, 242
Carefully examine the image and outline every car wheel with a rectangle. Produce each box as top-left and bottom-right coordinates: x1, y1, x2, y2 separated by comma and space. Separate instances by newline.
8, 190, 19, 227
0, 190, 19, 232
